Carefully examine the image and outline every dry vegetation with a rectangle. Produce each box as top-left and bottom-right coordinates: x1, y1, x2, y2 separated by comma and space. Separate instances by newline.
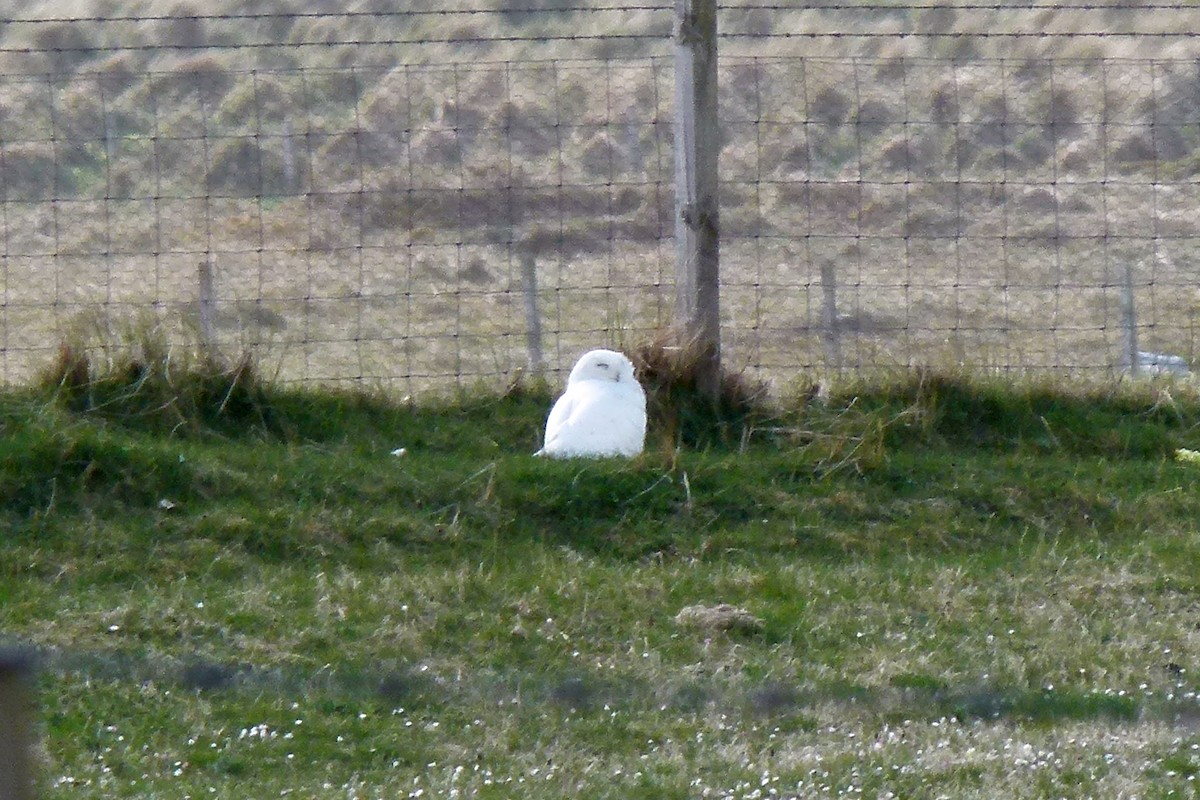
2, 1, 1200, 392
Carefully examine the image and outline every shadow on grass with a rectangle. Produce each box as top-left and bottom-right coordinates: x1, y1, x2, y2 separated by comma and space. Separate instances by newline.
829, 367, 1200, 459
13, 639, 1188, 728
8, 363, 1200, 566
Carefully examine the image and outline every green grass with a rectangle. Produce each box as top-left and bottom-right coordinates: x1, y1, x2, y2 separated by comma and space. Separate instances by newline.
5, 366, 1200, 798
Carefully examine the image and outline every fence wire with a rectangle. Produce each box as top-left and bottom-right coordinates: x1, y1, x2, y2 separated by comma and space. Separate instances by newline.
723, 55, 1200, 379
2, 5, 1200, 391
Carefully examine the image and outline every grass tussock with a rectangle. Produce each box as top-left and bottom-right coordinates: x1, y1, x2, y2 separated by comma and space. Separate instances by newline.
38, 317, 277, 437
632, 332, 773, 450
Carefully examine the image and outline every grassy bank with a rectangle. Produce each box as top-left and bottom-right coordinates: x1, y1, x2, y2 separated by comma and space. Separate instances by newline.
4, 365, 1200, 797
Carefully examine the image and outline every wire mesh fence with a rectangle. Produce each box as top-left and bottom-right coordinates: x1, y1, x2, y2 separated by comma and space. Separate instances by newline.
722, 55, 1200, 379
3, 3, 1200, 392
0, 57, 678, 391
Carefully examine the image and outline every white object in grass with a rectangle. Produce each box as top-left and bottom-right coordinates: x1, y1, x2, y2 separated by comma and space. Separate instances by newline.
536, 349, 646, 458
1137, 351, 1190, 376
1175, 448, 1200, 465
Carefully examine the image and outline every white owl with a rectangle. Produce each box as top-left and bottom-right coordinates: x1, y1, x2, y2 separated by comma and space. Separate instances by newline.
536, 349, 647, 458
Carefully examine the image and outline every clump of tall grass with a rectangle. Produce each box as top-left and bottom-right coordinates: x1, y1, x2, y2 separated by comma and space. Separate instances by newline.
38, 315, 276, 436
631, 332, 773, 449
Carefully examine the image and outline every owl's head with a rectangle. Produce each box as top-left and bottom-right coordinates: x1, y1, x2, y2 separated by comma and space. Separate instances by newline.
567, 348, 637, 385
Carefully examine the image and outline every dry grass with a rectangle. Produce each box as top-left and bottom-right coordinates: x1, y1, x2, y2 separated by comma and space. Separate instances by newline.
38, 314, 276, 434
673, 603, 765, 634
632, 330, 773, 448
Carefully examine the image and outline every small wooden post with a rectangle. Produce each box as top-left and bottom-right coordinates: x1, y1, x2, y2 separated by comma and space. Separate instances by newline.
1120, 261, 1138, 375
197, 259, 217, 358
520, 252, 544, 375
282, 119, 297, 194
820, 260, 842, 371
0, 650, 35, 800
673, 0, 721, 399
105, 112, 117, 164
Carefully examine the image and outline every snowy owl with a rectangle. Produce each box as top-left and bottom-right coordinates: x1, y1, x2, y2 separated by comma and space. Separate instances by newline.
536, 349, 647, 458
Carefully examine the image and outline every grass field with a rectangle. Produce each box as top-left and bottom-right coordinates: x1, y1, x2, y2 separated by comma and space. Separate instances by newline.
4, 346, 1200, 797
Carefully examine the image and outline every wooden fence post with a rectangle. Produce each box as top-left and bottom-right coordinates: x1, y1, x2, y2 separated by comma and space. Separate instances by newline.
520, 252, 544, 375
820, 260, 842, 371
1120, 261, 1138, 375
0, 650, 35, 800
197, 259, 217, 358
673, 0, 721, 399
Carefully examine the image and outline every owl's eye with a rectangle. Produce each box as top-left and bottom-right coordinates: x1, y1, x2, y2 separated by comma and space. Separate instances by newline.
595, 362, 609, 369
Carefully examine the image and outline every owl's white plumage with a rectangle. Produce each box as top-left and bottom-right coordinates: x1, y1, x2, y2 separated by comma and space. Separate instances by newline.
536, 349, 647, 458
